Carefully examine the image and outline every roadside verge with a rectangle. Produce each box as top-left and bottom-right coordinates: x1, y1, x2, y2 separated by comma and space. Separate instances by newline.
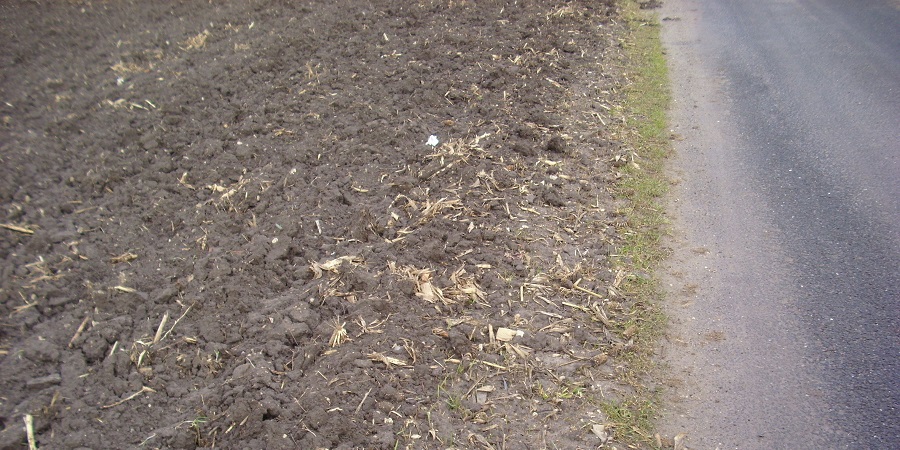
603, 1, 673, 447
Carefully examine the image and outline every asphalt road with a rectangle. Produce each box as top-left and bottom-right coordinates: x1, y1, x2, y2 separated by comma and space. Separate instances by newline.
657, 0, 899, 448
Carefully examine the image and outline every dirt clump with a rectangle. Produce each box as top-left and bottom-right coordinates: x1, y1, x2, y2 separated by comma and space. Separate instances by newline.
0, 0, 644, 448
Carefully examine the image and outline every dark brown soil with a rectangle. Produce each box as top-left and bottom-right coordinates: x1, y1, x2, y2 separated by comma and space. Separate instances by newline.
0, 1, 640, 448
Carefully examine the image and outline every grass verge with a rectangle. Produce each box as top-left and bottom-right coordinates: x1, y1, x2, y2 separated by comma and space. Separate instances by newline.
603, 0, 672, 447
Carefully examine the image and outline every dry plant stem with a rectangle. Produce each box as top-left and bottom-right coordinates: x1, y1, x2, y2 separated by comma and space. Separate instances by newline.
355, 388, 373, 414
24, 414, 37, 450
152, 312, 169, 345
573, 281, 605, 300
159, 304, 194, 344
101, 386, 156, 409
68, 316, 91, 348
110, 252, 138, 263
1, 223, 34, 234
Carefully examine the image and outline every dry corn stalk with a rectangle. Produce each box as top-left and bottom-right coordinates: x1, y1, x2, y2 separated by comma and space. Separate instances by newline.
445, 266, 486, 304
418, 197, 461, 225
506, 342, 531, 359
329, 318, 348, 347
367, 352, 408, 368
417, 277, 447, 305
206, 177, 250, 211
390, 263, 452, 305
426, 134, 490, 162
182, 30, 210, 50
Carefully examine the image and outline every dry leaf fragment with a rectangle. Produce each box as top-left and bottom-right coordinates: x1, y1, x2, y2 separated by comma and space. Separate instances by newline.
177, 172, 196, 190
416, 280, 446, 304
446, 317, 474, 328
432, 327, 449, 338
495, 327, 523, 342
309, 256, 362, 279
674, 432, 688, 450
592, 424, 609, 444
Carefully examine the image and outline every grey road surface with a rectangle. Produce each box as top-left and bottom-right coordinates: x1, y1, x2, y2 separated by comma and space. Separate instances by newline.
658, 0, 899, 448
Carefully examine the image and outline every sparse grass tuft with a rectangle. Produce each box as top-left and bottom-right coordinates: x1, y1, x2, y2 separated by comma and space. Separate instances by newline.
445, 394, 462, 411
601, 396, 658, 443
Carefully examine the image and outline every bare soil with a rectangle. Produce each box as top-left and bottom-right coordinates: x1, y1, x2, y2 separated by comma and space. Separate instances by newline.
0, 1, 644, 448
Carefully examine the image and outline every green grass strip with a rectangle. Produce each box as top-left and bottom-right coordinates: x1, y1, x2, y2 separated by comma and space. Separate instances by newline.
601, 0, 673, 447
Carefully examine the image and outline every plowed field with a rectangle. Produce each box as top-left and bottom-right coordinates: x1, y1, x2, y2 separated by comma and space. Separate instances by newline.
0, 1, 650, 448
